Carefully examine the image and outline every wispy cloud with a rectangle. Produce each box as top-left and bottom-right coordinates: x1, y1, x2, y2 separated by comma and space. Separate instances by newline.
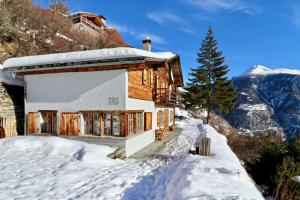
108, 22, 167, 44
147, 10, 196, 35
184, 0, 262, 15
147, 11, 187, 25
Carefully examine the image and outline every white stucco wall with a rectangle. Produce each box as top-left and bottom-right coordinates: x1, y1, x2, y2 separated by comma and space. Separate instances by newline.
25, 70, 127, 113
126, 97, 156, 129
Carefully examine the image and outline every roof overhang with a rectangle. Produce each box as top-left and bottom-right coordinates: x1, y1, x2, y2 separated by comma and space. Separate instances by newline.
167, 55, 184, 87
3, 57, 166, 75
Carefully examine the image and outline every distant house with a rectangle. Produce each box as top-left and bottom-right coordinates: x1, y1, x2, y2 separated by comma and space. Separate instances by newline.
69, 12, 128, 47
3, 39, 183, 156
0, 65, 24, 138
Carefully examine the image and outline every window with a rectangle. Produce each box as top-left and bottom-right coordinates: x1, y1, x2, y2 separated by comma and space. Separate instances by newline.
128, 113, 134, 134
83, 112, 102, 136
104, 113, 111, 136
128, 112, 143, 135
112, 113, 121, 136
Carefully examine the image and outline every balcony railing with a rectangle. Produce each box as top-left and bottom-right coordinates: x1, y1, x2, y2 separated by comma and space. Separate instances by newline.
153, 88, 180, 106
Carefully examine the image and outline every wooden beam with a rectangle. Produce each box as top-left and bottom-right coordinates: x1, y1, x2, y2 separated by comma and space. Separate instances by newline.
16, 63, 146, 76
79, 110, 144, 113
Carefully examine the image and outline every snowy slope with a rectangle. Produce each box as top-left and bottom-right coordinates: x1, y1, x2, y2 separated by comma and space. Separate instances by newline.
165, 122, 263, 200
0, 120, 263, 200
247, 65, 300, 76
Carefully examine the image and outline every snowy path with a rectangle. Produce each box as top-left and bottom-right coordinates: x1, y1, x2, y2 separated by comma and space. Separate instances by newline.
0, 119, 263, 200
123, 120, 201, 200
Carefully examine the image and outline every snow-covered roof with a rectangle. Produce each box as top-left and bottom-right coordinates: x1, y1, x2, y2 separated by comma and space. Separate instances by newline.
0, 64, 24, 86
3, 47, 177, 70
247, 65, 300, 76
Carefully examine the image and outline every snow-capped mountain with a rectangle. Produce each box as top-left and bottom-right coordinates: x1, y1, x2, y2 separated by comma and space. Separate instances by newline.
225, 65, 300, 139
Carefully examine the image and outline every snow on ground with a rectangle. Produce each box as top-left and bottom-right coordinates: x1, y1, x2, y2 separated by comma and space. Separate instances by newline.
238, 103, 268, 111
165, 123, 264, 200
0, 120, 263, 200
175, 107, 189, 118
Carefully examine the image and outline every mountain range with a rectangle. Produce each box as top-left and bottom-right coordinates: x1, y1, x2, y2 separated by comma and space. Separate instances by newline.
225, 65, 300, 140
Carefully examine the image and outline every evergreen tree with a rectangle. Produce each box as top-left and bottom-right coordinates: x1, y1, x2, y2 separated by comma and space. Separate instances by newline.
50, 0, 68, 15
182, 27, 237, 123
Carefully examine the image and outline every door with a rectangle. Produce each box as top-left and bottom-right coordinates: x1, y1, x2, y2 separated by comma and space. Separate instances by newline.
164, 110, 169, 130
27, 112, 39, 134
60, 113, 80, 136
41, 112, 57, 134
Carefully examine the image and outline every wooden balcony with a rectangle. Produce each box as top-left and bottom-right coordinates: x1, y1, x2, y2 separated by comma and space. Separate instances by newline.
153, 88, 180, 107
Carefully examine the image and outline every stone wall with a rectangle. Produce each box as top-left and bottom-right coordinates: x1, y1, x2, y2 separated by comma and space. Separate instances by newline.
0, 83, 24, 137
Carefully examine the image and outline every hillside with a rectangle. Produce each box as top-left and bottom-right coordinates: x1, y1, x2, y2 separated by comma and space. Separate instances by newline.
225, 65, 300, 139
0, 0, 119, 63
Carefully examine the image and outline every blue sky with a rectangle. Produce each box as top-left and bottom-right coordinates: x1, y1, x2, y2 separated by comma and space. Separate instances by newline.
33, 0, 300, 81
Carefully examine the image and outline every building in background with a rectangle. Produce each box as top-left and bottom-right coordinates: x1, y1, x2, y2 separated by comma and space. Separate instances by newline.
69, 12, 129, 47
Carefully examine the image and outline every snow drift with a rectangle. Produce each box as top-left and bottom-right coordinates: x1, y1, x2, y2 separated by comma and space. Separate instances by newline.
0, 120, 263, 199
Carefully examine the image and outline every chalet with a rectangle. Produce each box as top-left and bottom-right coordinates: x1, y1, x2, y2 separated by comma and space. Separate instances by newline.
2, 39, 183, 156
69, 12, 128, 47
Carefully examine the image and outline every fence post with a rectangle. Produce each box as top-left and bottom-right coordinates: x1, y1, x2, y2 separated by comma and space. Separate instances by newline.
199, 137, 211, 156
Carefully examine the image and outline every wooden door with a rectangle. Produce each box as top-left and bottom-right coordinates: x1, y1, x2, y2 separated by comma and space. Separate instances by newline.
0, 127, 5, 138
27, 112, 39, 134
164, 110, 169, 130
60, 113, 80, 136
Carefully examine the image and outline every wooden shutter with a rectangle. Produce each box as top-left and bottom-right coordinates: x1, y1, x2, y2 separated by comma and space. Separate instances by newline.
144, 112, 152, 131
150, 69, 154, 88
157, 112, 161, 127
27, 112, 39, 134
120, 113, 128, 137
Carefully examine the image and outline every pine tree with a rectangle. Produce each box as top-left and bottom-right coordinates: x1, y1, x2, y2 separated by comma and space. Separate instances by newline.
50, 0, 68, 15
183, 27, 237, 123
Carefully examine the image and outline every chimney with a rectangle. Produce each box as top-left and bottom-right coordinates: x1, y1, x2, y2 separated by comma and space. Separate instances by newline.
142, 36, 152, 51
